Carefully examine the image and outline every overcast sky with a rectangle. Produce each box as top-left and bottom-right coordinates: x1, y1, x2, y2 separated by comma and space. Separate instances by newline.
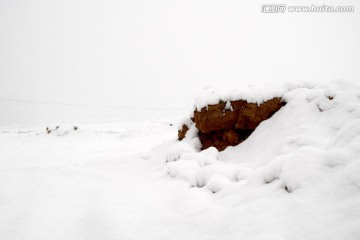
1, 0, 360, 110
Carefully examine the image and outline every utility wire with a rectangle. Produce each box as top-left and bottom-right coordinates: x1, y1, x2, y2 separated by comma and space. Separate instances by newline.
0, 98, 188, 110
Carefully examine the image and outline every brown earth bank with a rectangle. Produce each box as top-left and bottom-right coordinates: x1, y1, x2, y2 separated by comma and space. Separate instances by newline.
178, 97, 285, 151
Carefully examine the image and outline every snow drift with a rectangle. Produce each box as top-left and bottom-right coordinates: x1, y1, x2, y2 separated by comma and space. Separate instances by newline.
165, 79, 360, 239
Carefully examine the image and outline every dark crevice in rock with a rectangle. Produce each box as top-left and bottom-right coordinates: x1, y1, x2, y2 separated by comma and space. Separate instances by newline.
199, 129, 253, 151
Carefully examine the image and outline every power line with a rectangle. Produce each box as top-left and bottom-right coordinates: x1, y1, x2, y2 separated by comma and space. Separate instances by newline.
0, 98, 188, 110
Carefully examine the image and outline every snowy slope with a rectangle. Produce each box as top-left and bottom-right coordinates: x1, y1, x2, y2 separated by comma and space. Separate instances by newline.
0, 79, 359, 240
166, 79, 360, 239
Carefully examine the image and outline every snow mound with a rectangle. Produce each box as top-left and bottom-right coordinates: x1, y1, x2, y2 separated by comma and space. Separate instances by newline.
165, 79, 360, 238
193, 81, 314, 112
172, 79, 360, 191
206, 174, 231, 193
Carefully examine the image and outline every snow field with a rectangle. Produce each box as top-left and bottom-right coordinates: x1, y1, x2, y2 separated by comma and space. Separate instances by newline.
0, 80, 359, 240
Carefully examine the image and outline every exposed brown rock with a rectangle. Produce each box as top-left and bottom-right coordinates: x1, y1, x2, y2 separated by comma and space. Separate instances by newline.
179, 97, 285, 151
194, 98, 284, 133
178, 125, 189, 141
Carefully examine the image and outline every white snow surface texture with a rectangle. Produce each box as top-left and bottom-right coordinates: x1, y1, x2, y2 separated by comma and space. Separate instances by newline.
1, 79, 360, 240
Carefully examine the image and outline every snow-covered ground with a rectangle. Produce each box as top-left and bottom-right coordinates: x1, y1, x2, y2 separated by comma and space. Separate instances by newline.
0, 121, 229, 240
1, 80, 360, 240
